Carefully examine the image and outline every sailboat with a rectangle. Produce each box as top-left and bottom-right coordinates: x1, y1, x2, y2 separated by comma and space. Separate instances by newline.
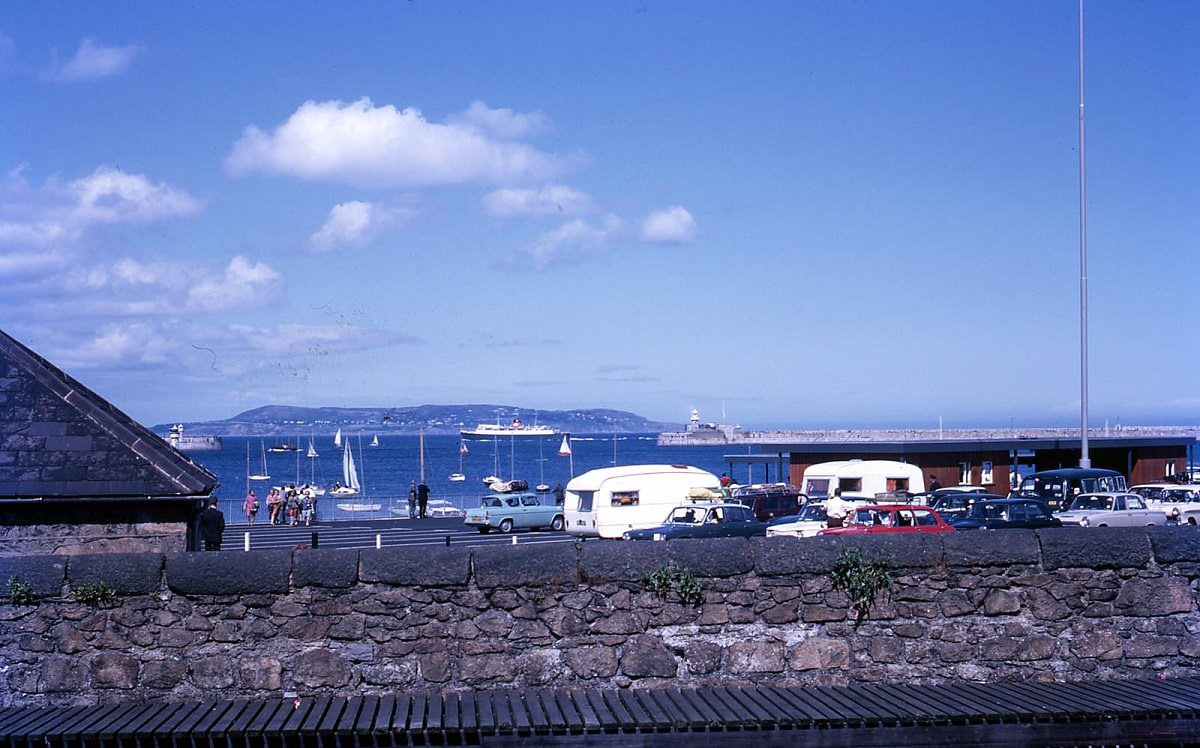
306, 437, 325, 495
450, 440, 467, 482
334, 428, 342, 447
558, 433, 573, 478
370, 435, 380, 447
334, 438, 379, 511
248, 439, 271, 481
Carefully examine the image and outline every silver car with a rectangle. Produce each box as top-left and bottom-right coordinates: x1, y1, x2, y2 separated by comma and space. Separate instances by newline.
1057, 492, 1167, 528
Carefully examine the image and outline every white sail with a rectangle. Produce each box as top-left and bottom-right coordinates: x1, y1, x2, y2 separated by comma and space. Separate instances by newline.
306, 439, 319, 459
370, 435, 380, 447
558, 434, 572, 457
341, 442, 360, 492
334, 428, 342, 447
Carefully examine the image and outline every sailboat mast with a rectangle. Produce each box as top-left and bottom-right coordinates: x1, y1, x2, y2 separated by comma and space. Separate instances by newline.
419, 427, 426, 483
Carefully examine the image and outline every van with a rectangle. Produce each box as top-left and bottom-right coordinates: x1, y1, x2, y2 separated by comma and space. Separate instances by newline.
802, 460, 925, 501
729, 483, 804, 521
564, 464, 722, 539
1010, 468, 1127, 512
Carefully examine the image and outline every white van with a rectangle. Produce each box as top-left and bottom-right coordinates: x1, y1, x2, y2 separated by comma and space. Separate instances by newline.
802, 460, 925, 500
564, 464, 722, 539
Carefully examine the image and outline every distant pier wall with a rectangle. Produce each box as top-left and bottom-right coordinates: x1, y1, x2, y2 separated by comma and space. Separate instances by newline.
2, 529, 1199, 707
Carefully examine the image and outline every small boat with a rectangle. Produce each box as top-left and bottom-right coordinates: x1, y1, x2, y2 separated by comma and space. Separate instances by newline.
306, 440, 319, 459
268, 443, 297, 453
536, 483, 550, 493
370, 435, 380, 447
334, 428, 342, 447
329, 441, 360, 495
450, 440, 467, 481
248, 439, 271, 481
337, 503, 381, 512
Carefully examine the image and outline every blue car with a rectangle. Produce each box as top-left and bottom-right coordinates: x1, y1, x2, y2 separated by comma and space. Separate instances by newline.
951, 497, 1062, 530
623, 502, 768, 540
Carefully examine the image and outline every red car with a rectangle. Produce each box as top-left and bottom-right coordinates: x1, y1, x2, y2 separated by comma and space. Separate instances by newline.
819, 504, 955, 536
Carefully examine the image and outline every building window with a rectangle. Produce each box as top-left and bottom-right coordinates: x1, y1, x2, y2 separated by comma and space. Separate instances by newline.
959, 461, 971, 485
981, 461, 994, 485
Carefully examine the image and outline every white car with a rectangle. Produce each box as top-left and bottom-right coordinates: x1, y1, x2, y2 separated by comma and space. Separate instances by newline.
1128, 484, 1200, 524
766, 502, 828, 538
1057, 492, 1167, 528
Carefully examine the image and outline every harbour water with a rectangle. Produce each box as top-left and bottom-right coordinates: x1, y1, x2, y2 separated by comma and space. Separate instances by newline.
198, 433, 737, 523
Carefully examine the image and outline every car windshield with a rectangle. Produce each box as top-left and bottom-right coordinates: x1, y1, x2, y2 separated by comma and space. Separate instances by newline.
667, 507, 702, 524
1070, 494, 1113, 511
969, 503, 1011, 520
797, 503, 827, 521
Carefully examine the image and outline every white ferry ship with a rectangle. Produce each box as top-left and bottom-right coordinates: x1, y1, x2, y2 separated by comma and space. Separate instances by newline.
461, 418, 558, 439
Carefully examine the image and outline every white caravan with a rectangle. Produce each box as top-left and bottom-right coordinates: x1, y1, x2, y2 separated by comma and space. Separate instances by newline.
564, 464, 722, 539
802, 459, 925, 500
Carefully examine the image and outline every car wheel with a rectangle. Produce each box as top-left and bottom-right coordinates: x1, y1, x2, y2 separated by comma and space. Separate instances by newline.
551, 515, 565, 531
499, 519, 514, 534
1190, 517, 1198, 526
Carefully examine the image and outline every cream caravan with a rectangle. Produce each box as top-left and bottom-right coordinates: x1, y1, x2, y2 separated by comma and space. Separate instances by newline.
802, 460, 924, 500
564, 464, 722, 539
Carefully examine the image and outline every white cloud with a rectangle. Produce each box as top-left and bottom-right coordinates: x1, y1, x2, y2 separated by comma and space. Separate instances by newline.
524, 215, 625, 270
66, 323, 175, 366
227, 323, 416, 356
483, 184, 595, 217
0, 166, 202, 247
641, 205, 698, 244
447, 101, 549, 140
43, 38, 140, 82
187, 256, 282, 312
225, 98, 565, 189
308, 200, 404, 252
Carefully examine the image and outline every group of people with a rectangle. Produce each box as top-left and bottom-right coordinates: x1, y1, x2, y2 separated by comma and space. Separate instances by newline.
243, 484, 320, 526
406, 480, 430, 518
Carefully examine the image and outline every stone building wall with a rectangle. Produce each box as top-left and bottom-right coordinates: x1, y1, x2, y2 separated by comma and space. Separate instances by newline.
2, 528, 1199, 708
0, 502, 193, 555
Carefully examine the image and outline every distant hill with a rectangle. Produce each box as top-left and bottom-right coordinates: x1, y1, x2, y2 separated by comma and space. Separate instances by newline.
153, 404, 680, 438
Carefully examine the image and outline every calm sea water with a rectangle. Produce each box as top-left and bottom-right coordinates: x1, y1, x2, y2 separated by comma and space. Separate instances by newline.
198, 433, 739, 522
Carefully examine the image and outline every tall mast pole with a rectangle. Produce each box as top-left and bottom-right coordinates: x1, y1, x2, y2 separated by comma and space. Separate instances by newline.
1077, 0, 1091, 468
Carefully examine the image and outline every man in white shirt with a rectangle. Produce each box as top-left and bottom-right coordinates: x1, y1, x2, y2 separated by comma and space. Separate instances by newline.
825, 488, 854, 528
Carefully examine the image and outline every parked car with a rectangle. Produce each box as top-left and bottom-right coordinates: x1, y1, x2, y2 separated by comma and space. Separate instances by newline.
1128, 483, 1200, 524
950, 497, 1062, 530
1010, 468, 1127, 512
766, 502, 829, 538
622, 502, 768, 540
818, 504, 955, 536
426, 499, 466, 518
464, 491, 565, 533
927, 492, 1004, 522
1056, 492, 1167, 528
729, 482, 804, 521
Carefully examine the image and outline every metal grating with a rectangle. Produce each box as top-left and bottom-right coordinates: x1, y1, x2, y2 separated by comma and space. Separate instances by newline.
2, 677, 1199, 747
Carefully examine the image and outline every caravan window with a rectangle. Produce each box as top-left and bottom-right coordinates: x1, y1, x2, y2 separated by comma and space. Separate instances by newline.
576, 491, 594, 512
611, 490, 639, 507
838, 478, 862, 492
805, 478, 831, 497
886, 478, 909, 492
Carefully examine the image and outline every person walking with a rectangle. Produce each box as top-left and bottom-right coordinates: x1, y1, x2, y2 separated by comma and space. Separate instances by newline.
199, 497, 226, 551
825, 488, 853, 529
267, 488, 282, 525
417, 481, 430, 519
407, 480, 418, 519
553, 482, 565, 506
242, 489, 258, 526
929, 475, 943, 492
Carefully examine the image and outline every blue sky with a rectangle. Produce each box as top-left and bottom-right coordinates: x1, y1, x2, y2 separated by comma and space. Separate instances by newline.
1, 1, 1196, 431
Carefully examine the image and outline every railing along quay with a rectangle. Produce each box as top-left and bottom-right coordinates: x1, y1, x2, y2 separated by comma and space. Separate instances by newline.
3, 677, 1199, 747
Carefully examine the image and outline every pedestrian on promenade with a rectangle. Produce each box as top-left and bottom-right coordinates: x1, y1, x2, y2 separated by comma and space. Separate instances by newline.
825, 488, 852, 529
408, 480, 418, 518
929, 475, 943, 491
267, 488, 282, 525
417, 481, 430, 518
553, 482, 565, 506
199, 497, 226, 551
243, 489, 259, 526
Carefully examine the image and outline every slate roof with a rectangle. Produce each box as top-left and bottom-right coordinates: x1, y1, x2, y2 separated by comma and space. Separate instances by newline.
0, 329, 216, 500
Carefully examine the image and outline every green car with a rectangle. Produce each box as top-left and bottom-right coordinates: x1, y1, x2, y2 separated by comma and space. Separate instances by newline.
464, 491, 566, 533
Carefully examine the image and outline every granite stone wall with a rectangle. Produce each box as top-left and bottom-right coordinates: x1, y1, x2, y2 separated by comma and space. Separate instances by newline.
2, 528, 1199, 707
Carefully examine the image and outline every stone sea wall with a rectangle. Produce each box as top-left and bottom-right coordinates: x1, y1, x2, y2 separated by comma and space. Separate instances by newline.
2, 528, 1199, 707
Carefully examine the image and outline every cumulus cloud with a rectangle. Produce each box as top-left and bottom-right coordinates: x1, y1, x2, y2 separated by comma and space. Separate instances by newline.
187, 256, 282, 312
65, 323, 176, 367
43, 38, 140, 82
483, 184, 595, 217
641, 205, 698, 244
227, 323, 417, 356
0, 166, 202, 247
225, 98, 565, 189
308, 200, 405, 252
447, 101, 549, 140
523, 215, 625, 270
